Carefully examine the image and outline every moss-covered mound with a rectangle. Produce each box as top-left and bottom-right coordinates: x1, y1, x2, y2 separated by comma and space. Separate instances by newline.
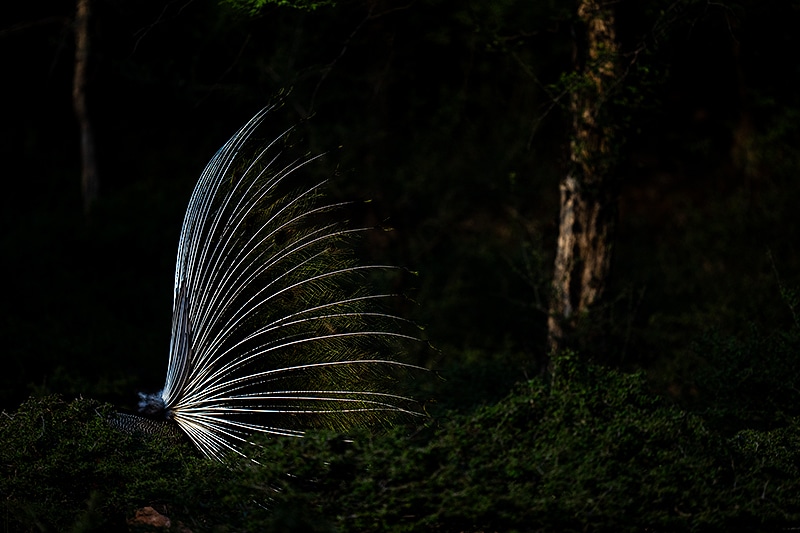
3, 355, 800, 532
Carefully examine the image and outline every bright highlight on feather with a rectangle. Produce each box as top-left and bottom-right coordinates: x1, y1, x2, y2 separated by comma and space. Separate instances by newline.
116, 105, 425, 461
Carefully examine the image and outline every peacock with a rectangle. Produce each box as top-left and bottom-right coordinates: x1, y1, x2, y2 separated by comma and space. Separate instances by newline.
111, 105, 424, 462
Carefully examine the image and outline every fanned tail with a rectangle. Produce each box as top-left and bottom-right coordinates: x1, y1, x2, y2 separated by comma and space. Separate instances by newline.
143, 106, 423, 461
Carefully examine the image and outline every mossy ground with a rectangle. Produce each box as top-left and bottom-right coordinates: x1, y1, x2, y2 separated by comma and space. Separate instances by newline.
4, 344, 800, 532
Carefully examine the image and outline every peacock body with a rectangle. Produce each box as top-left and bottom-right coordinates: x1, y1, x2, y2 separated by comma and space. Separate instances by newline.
117, 106, 423, 461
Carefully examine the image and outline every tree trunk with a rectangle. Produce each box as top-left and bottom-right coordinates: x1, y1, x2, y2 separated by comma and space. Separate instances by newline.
73, 0, 98, 214
547, 0, 620, 354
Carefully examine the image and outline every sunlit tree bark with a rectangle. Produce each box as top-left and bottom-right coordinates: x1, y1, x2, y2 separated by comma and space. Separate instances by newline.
548, 0, 620, 354
73, 0, 98, 214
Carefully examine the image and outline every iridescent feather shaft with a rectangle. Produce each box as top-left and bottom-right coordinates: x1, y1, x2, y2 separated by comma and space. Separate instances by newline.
131, 106, 422, 461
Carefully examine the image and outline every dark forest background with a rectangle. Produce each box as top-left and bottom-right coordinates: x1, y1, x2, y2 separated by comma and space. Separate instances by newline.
2, 0, 800, 417
5, 1, 800, 530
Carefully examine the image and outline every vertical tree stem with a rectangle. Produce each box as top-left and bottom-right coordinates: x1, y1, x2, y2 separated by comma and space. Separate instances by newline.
548, 0, 620, 355
73, 0, 98, 214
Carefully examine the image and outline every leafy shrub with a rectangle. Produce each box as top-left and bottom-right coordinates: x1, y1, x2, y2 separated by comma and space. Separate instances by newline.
4, 354, 800, 532
691, 324, 800, 432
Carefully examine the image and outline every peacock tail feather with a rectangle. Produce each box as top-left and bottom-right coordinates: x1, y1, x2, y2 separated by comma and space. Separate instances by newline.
126, 105, 424, 462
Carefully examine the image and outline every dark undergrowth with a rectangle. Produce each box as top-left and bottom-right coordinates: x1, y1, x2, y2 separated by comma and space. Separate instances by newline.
4, 331, 800, 532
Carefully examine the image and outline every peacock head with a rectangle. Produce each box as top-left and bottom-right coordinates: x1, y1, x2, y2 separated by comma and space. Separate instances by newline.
137, 391, 170, 419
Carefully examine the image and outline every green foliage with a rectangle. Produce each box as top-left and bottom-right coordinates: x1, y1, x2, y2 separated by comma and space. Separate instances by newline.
6, 353, 800, 531
220, 0, 335, 15
0, 396, 229, 531
236, 354, 800, 531
690, 323, 800, 432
